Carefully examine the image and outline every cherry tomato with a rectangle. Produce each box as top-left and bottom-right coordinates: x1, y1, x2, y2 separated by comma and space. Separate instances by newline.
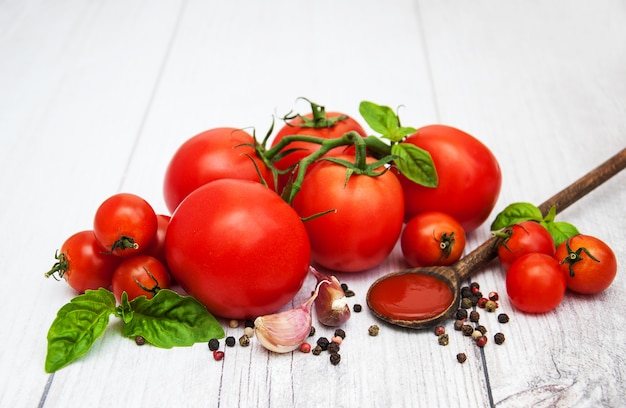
163, 127, 274, 213
497, 221, 555, 270
111, 255, 171, 303
398, 125, 502, 232
401, 211, 466, 267
93, 193, 158, 258
45, 230, 121, 293
506, 253, 566, 313
292, 155, 404, 272
554, 234, 617, 295
165, 179, 311, 319
145, 214, 171, 268
271, 111, 366, 193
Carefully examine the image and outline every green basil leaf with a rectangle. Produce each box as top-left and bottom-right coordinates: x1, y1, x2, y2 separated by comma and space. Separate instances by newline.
490, 202, 543, 231
123, 289, 224, 348
45, 288, 116, 373
391, 143, 438, 187
545, 221, 580, 247
359, 101, 398, 136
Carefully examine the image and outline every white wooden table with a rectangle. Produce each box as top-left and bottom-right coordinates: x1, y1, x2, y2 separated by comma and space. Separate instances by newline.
1, 1, 625, 407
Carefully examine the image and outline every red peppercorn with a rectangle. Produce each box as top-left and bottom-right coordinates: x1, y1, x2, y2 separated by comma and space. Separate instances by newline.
434, 325, 446, 336
475, 336, 488, 348
213, 350, 225, 361
300, 342, 311, 353
488, 291, 499, 301
477, 297, 488, 308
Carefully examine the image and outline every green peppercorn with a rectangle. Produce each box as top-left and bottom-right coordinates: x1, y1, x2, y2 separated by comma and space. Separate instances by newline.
208, 338, 220, 351
485, 300, 497, 312
460, 297, 472, 309
239, 334, 250, 347
438, 334, 449, 346
368, 325, 380, 336
498, 313, 510, 323
494, 332, 505, 345
225, 336, 236, 347
353, 304, 362, 312
330, 353, 341, 365
457, 353, 467, 364
334, 328, 346, 339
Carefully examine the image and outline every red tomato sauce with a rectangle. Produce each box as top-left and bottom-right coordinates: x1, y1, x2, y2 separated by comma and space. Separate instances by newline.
368, 273, 454, 320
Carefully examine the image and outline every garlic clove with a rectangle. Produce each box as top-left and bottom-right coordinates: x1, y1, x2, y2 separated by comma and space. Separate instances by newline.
310, 266, 351, 327
254, 279, 327, 353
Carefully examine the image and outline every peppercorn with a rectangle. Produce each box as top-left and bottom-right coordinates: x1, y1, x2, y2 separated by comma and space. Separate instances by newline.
316, 337, 330, 350
454, 319, 465, 331
244, 319, 255, 328
300, 342, 311, 353
488, 291, 499, 301
473, 290, 483, 298
229, 319, 239, 328
498, 313, 510, 323
330, 353, 341, 365
475, 336, 488, 347
312, 345, 323, 355
344, 289, 356, 298
470, 295, 480, 306
353, 304, 362, 312
469, 310, 480, 323
438, 334, 449, 346
331, 336, 343, 345
239, 334, 250, 347
456, 309, 468, 320
434, 325, 446, 336
461, 286, 472, 298
462, 324, 474, 336
475, 325, 487, 335
334, 328, 346, 339
368, 325, 380, 336
208, 338, 220, 351
341, 283, 349, 292
471, 330, 483, 340
485, 300, 498, 312
327, 341, 340, 354
470, 282, 480, 291
456, 353, 467, 364
225, 336, 236, 347
460, 297, 472, 309
244, 326, 254, 338
135, 335, 145, 346
477, 297, 488, 308
309, 326, 316, 337
494, 332, 505, 345
213, 350, 225, 361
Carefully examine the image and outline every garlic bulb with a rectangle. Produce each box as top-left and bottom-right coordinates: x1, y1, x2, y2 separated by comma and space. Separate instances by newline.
254, 279, 327, 353
310, 266, 351, 327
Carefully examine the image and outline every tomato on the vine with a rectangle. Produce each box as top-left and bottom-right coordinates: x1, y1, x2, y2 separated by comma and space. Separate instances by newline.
165, 179, 311, 319
292, 155, 404, 273
554, 234, 617, 295
111, 255, 171, 302
400, 211, 466, 267
163, 127, 274, 213
496, 221, 555, 270
397, 125, 502, 232
93, 193, 157, 258
45, 230, 121, 293
506, 253, 566, 313
271, 106, 366, 193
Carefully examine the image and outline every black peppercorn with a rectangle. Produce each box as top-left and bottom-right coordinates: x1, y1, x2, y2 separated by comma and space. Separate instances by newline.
470, 282, 480, 291
353, 304, 362, 312
469, 310, 480, 323
334, 328, 346, 339
341, 283, 349, 292
494, 332, 505, 345
225, 336, 236, 347
454, 319, 464, 331
462, 324, 474, 336
309, 326, 316, 337
244, 319, 255, 328
461, 286, 472, 298
312, 345, 323, 355
457, 353, 467, 364
208, 338, 220, 351
330, 353, 341, 365
327, 342, 340, 354
497, 313, 510, 323
316, 337, 330, 350
456, 308, 468, 320
135, 335, 145, 346
475, 325, 487, 335
344, 289, 356, 297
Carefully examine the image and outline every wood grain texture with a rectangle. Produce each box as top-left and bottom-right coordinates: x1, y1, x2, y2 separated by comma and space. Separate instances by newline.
1, 0, 624, 407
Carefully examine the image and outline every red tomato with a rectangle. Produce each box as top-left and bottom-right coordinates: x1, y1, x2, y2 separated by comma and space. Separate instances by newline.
497, 221, 555, 270
163, 127, 274, 213
145, 214, 171, 268
165, 179, 311, 319
401, 211, 466, 267
292, 155, 404, 272
554, 234, 617, 295
111, 255, 171, 303
93, 193, 157, 258
45, 230, 121, 293
506, 253, 566, 313
271, 112, 366, 193
398, 125, 502, 232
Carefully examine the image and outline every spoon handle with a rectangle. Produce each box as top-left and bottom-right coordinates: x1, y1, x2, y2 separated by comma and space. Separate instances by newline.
455, 147, 626, 281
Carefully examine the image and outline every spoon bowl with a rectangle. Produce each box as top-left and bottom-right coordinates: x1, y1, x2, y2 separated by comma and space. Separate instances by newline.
367, 148, 626, 329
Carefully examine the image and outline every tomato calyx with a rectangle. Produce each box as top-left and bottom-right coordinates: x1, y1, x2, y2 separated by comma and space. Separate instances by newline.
45, 250, 68, 280
282, 98, 348, 129
559, 238, 600, 277
435, 231, 456, 261
109, 235, 139, 254
133, 267, 163, 296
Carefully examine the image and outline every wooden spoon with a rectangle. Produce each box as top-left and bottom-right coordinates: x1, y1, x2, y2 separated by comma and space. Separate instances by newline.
367, 148, 626, 329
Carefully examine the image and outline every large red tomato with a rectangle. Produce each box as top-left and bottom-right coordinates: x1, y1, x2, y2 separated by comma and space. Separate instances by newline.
165, 179, 311, 319
271, 111, 366, 193
292, 155, 404, 273
398, 125, 502, 232
163, 127, 274, 213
